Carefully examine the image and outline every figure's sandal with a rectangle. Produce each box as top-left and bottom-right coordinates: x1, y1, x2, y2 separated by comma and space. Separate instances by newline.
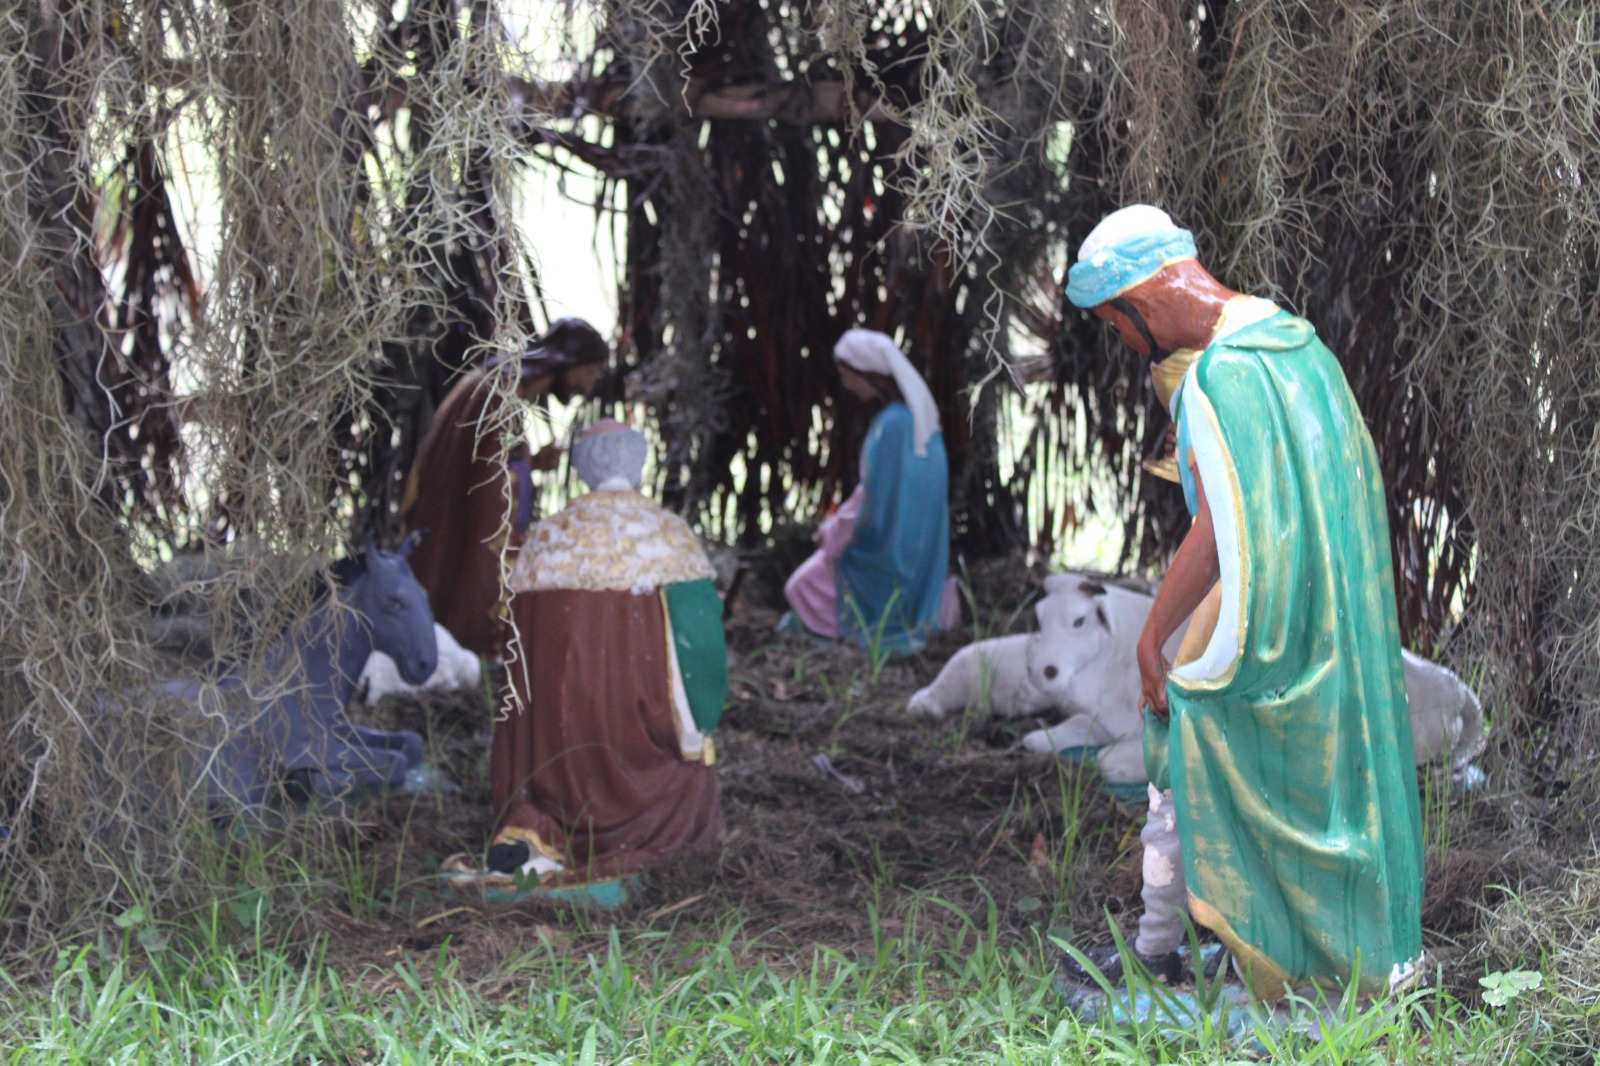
439, 827, 640, 907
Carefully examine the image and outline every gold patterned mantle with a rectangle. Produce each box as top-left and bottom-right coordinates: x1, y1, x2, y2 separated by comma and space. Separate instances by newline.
510, 490, 715, 594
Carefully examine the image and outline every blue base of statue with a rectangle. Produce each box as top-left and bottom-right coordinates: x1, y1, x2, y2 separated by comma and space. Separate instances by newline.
440, 869, 641, 908
1056, 945, 1250, 1042
1056, 945, 1370, 1050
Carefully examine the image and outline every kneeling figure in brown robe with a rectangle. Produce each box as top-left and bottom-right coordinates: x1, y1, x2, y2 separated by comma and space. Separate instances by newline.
487, 421, 727, 884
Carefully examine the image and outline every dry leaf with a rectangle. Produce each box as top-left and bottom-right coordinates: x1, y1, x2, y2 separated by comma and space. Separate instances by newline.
534, 924, 571, 950
811, 753, 866, 794
645, 893, 708, 922
1029, 833, 1050, 871
416, 905, 477, 929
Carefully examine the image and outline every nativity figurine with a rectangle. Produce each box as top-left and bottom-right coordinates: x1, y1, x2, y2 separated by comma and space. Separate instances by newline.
474, 419, 727, 899
1056, 206, 1425, 1000
401, 318, 608, 659
782, 329, 959, 656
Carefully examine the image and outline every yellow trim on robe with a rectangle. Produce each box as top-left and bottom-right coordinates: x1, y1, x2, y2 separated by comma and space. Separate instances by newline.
492, 825, 564, 862
1175, 582, 1222, 668
1188, 893, 1293, 1001
1169, 383, 1249, 691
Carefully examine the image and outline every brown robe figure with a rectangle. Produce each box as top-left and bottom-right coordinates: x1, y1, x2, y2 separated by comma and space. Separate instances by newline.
400, 369, 518, 658
400, 320, 608, 659
487, 422, 725, 885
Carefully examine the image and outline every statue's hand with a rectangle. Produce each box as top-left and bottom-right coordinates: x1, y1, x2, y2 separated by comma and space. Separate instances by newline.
529, 443, 564, 472
1137, 636, 1170, 722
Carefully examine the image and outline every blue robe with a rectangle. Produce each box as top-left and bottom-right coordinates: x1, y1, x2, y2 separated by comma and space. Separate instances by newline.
836, 403, 950, 656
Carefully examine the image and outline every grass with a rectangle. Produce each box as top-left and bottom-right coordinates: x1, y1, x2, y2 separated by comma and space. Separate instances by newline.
0, 897, 1560, 1064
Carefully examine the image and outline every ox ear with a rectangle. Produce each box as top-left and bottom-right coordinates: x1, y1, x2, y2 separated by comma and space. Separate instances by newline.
1033, 596, 1054, 630
1095, 602, 1111, 631
397, 527, 429, 558
1041, 573, 1077, 596
1078, 579, 1108, 598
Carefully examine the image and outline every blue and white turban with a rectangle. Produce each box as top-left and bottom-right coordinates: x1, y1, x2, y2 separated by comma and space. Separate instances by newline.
1065, 205, 1197, 309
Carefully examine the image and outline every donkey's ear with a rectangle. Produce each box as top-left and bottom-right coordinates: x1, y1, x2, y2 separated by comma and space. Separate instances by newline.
330, 553, 366, 586
397, 528, 429, 558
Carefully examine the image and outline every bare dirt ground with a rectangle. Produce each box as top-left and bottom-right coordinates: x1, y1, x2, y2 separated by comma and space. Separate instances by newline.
328, 553, 1559, 997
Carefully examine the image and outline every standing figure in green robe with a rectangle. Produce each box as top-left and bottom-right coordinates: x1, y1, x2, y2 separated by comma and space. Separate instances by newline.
1058, 206, 1424, 1000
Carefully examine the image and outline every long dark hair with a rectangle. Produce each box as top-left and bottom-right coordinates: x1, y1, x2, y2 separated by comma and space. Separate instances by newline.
847, 367, 903, 406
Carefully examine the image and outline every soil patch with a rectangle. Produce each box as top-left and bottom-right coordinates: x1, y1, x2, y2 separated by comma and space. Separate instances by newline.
330, 555, 1562, 995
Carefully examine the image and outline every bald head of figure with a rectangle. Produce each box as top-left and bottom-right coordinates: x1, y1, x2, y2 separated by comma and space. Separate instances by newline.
572, 420, 649, 491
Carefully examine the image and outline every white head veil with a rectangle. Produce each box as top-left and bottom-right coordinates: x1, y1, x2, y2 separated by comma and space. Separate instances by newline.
832, 329, 940, 457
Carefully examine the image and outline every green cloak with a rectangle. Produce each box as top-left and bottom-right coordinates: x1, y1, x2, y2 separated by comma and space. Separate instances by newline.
663, 577, 729, 733
1147, 309, 1423, 998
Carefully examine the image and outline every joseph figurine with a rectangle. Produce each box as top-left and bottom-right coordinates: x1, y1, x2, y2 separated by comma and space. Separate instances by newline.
1059, 206, 1424, 1000
400, 319, 608, 659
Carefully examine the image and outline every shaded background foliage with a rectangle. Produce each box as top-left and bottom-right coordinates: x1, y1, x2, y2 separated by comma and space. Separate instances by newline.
559, 0, 1596, 774
0, 0, 1595, 950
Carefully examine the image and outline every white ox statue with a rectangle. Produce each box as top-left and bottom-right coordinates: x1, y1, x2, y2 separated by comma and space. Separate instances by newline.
359, 622, 482, 706
907, 573, 1486, 790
